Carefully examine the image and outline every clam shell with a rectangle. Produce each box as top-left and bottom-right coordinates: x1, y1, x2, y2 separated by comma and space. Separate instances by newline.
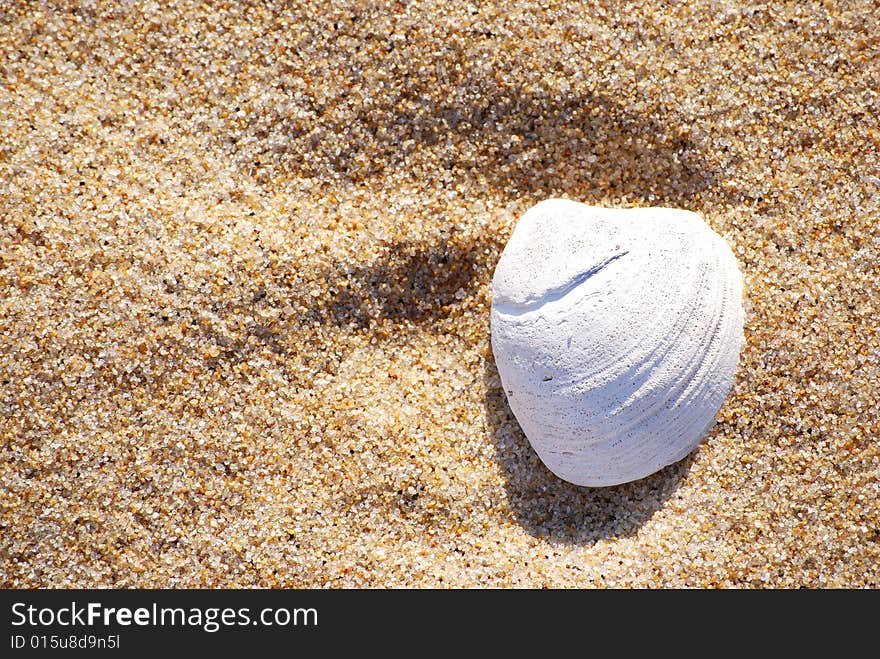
490, 199, 744, 486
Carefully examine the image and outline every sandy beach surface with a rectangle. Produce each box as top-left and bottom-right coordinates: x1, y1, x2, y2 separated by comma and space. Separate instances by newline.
2, 0, 878, 587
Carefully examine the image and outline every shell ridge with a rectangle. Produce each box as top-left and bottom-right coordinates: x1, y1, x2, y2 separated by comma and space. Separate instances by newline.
611, 251, 733, 453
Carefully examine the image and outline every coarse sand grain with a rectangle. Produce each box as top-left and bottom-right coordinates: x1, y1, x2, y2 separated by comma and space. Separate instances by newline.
1, 0, 878, 587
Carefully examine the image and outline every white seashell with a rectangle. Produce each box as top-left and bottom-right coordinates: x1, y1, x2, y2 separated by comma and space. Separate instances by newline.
490, 199, 745, 487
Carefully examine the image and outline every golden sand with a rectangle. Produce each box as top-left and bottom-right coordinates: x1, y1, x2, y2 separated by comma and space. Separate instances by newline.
1, 0, 878, 587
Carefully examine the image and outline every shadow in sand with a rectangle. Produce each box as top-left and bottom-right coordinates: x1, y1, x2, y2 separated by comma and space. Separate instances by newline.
232, 38, 714, 206
483, 356, 696, 544
329, 83, 712, 203
306, 234, 505, 330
